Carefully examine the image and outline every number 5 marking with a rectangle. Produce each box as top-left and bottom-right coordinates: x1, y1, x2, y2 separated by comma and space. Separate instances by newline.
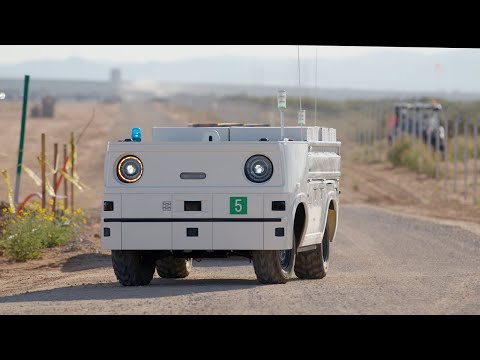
230, 197, 247, 215
234, 199, 243, 213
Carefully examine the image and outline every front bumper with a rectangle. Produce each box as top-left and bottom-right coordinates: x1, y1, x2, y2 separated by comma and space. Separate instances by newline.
101, 193, 291, 251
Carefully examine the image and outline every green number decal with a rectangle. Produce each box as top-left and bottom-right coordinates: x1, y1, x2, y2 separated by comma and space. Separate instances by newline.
230, 197, 247, 215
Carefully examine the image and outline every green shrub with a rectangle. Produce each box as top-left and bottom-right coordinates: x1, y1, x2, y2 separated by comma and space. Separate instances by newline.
387, 139, 411, 166
446, 135, 477, 161
0, 215, 44, 260
0, 202, 86, 261
387, 139, 441, 178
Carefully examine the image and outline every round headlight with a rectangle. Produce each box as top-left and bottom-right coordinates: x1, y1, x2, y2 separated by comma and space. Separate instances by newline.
117, 155, 143, 183
245, 155, 273, 183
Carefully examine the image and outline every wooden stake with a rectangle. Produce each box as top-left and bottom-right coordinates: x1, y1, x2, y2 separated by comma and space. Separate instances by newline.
41, 133, 46, 209
52, 143, 58, 213
64, 144, 68, 210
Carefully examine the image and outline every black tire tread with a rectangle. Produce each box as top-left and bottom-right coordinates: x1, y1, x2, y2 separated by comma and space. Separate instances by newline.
156, 257, 192, 279
294, 248, 326, 279
252, 250, 289, 284
294, 226, 329, 280
111, 250, 155, 286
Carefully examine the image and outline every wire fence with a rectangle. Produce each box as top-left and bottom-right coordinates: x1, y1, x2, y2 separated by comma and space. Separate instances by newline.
355, 104, 479, 206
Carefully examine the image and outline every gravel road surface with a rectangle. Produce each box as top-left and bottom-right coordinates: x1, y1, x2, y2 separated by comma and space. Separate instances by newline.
0, 205, 478, 314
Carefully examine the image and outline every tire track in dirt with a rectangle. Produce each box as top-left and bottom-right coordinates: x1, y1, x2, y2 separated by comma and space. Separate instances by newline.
0, 205, 478, 314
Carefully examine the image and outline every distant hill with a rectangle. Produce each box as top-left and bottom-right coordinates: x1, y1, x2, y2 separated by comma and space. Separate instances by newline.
1, 49, 480, 98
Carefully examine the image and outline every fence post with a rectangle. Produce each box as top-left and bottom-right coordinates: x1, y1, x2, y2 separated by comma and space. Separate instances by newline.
64, 144, 68, 210
378, 110, 383, 161
368, 122, 376, 161
70, 132, 75, 212
392, 107, 396, 147
380, 108, 384, 139
453, 118, 459, 193
398, 109, 403, 140
367, 124, 371, 162
13, 75, 30, 205
426, 119, 431, 160
364, 118, 368, 161
379, 109, 383, 155
41, 133, 46, 209
384, 107, 388, 159
411, 106, 415, 144
444, 117, 449, 189
464, 121, 468, 200
373, 118, 377, 162
435, 117, 440, 180
367, 126, 370, 161
52, 143, 58, 213
360, 129, 364, 159
473, 122, 478, 205
418, 113, 422, 176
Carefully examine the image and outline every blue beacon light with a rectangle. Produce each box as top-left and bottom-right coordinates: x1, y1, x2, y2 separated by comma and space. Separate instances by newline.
131, 128, 142, 142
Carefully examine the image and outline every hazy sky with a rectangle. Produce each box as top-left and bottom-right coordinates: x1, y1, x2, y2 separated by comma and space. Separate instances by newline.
0, 45, 454, 64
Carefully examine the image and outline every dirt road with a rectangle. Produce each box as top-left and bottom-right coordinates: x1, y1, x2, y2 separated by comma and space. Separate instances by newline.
0, 204, 478, 315
1, 100, 479, 314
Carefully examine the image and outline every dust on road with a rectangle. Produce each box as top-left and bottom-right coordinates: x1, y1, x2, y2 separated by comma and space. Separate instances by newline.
0, 205, 478, 315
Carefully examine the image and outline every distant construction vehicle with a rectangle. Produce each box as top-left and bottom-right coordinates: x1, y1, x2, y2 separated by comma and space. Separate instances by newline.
389, 101, 445, 152
30, 96, 56, 118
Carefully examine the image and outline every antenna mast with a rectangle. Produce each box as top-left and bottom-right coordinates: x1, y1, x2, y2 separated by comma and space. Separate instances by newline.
314, 47, 318, 127
298, 46, 302, 112
277, 90, 287, 140
297, 46, 306, 139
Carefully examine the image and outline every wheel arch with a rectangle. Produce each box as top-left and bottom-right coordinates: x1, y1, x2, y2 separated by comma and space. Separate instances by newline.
291, 193, 308, 248
322, 195, 339, 243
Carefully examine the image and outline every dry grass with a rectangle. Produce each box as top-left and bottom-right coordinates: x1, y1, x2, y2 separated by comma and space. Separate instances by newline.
0, 101, 122, 210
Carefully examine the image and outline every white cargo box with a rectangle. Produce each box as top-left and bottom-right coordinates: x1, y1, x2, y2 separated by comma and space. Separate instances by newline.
229, 127, 318, 142
318, 127, 336, 142
318, 127, 329, 141
329, 128, 337, 142
152, 127, 230, 142
152, 126, 337, 143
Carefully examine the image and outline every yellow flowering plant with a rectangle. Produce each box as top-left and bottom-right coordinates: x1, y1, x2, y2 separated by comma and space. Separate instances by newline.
0, 200, 87, 261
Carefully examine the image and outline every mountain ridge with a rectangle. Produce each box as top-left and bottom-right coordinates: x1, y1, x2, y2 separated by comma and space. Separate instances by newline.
1, 50, 480, 93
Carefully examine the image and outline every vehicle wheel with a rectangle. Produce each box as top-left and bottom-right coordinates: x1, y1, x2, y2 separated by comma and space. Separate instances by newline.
156, 257, 193, 279
294, 222, 330, 279
252, 237, 296, 284
111, 250, 156, 286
